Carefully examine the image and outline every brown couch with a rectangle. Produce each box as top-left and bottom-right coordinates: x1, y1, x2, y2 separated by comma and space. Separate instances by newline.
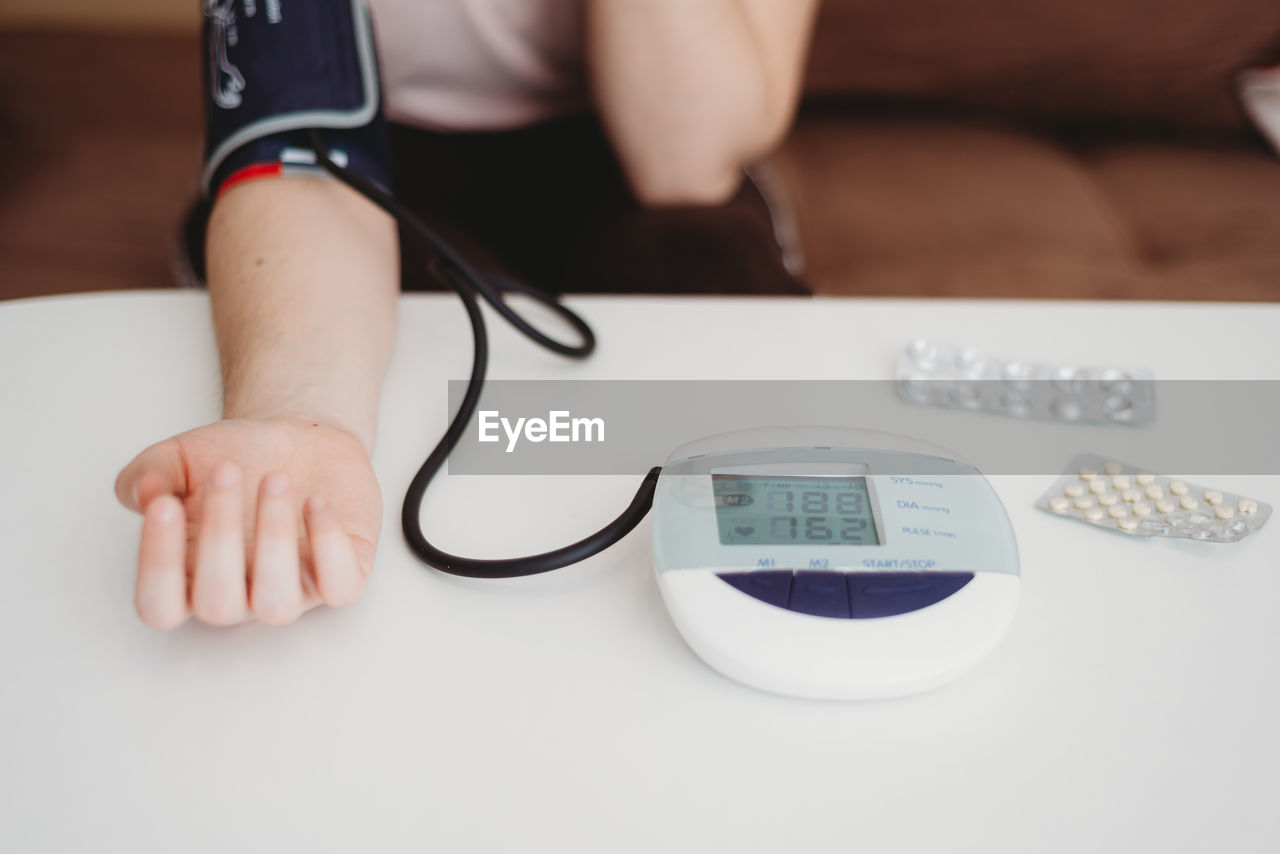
771, 0, 1280, 300
1, 1, 1277, 301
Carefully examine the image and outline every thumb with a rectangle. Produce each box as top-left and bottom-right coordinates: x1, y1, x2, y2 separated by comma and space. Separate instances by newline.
115, 439, 189, 513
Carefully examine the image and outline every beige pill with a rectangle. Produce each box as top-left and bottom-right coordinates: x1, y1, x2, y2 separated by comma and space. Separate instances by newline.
1088, 480, 1108, 495
1074, 497, 1094, 510
1118, 518, 1139, 531
1098, 493, 1119, 507
1238, 499, 1259, 515
1064, 484, 1085, 498
1079, 468, 1099, 481
1104, 461, 1123, 476
1203, 490, 1223, 506
1084, 508, 1105, 522
1050, 497, 1071, 513
1111, 475, 1131, 490
1132, 502, 1152, 517
1155, 499, 1177, 515
1145, 485, 1164, 500
1135, 473, 1155, 486
1179, 495, 1199, 511
1169, 481, 1189, 496
1123, 489, 1142, 503
1214, 506, 1235, 520
1108, 505, 1127, 519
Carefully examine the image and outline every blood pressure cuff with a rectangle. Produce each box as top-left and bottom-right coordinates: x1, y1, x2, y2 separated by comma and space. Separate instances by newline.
201, 0, 390, 197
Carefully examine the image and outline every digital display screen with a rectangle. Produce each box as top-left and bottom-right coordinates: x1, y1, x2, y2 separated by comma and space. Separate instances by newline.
712, 474, 880, 546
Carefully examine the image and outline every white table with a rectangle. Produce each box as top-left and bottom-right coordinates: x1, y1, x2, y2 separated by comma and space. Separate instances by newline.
1, 292, 1277, 853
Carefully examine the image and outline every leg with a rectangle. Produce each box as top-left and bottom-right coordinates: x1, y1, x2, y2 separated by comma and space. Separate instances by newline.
388, 116, 808, 295
563, 174, 809, 295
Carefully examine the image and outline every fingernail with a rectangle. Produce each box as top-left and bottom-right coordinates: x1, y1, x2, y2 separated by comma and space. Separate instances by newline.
212, 462, 241, 489
307, 497, 327, 514
262, 472, 290, 496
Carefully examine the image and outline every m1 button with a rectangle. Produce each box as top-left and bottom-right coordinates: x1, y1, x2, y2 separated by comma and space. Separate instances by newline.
717, 571, 793, 609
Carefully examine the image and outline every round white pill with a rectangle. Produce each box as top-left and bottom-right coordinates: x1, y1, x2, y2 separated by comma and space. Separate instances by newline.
1145, 485, 1164, 500
1108, 505, 1127, 519
1123, 489, 1142, 503
1111, 475, 1131, 490
1050, 399, 1084, 420
1000, 393, 1032, 417
949, 383, 984, 408
1051, 368, 1084, 394
1155, 500, 1176, 515
1098, 369, 1135, 394
1238, 498, 1259, 515
1050, 497, 1071, 513
1179, 495, 1199, 511
906, 339, 938, 367
1104, 461, 1123, 476
1003, 361, 1035, 389
1074, 497, 1094, 510
1203, 490, 1223, 506
955, 348, 991, 377
1064, 484, 1085, 497
1089, 480, 1108, 495
1214, 506, 1235, 520
1132, 502, 1153, 517
1101, 395, 1136, 422
1079, 470, 1099, 481
1098, 493, 1119, 507
1084, 508, 1105, 522
1169, 481, 1189, 496
1135, 473, 1155, 486
1118, 518, 1139, 531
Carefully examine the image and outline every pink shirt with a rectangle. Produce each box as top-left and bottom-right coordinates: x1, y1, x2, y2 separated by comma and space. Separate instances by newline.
368, 0, 589, 131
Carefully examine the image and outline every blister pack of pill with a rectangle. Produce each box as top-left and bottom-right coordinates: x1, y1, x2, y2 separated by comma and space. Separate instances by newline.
897, 339, 1155, 424
1036, 454, 1271, 542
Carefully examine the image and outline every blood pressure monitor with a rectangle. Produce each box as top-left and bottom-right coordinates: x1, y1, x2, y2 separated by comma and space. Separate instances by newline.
275, 35, 1023, 700
652, 427, 1020, 699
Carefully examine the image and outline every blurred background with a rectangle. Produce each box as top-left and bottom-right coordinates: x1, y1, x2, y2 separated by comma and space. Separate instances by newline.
1, 1, 1278, 302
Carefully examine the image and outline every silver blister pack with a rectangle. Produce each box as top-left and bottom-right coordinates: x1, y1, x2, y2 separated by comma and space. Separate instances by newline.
1036, 454, 1271, 543
897, 339, 1155, 424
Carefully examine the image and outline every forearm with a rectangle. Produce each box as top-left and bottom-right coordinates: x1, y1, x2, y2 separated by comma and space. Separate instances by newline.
586, 0, 817, 205
205, 177, 398, 453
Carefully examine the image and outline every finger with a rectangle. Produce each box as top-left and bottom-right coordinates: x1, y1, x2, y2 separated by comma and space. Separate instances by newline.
249, 473, 304, 626
135, 495, 190, 630
115, 440, 188, 513
305, 497, 364, 607
191, 461, 249, 626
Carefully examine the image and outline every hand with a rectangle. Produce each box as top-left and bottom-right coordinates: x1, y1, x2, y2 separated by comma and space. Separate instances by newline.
115, 417, 382, 628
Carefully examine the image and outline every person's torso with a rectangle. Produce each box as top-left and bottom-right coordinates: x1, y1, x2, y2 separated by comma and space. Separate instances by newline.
368, 0, 589, 131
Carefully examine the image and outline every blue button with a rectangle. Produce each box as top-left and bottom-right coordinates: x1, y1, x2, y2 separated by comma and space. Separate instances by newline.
717, 571, 793, 609
789, 571, 851, 618
715, 571, 974, 620
848, 572, 973, 618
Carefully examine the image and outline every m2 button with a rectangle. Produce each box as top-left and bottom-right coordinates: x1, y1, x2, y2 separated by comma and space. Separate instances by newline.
715, 571, 974, 619
790, 571, 851, 618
